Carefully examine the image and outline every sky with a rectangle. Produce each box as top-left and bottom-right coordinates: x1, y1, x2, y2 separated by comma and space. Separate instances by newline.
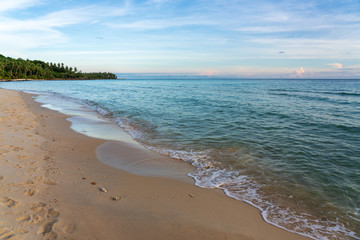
0, 0, 360, 78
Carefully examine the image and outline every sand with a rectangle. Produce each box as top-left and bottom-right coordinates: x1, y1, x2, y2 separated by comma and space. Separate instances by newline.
0, 89, 310, 240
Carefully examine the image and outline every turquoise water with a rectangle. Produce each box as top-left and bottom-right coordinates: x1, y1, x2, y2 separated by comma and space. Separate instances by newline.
1, 79, 359, 239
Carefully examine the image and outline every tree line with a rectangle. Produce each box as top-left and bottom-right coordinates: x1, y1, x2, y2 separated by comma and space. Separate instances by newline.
0, 54, 117, 80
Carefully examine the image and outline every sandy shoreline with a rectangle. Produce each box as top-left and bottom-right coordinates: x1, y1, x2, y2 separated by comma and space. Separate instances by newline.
0, 89, 309, 240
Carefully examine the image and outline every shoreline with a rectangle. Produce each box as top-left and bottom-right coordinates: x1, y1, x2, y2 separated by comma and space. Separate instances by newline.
0, 89, 309, 239
0, 78, 120, 82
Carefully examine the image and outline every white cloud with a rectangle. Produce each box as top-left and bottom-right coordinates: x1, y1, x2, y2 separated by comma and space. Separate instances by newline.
0, 0, 41, 13
0, 31, 67, 50
106, 16, 216, 30
236, 26, 292, 33
0, 4, 129, 52
296, 67, 305, 76
263, 11, 290, 22
329, 63, 343, 69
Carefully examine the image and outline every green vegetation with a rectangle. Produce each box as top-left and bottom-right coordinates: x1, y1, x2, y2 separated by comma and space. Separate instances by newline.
0, 54, 117, 80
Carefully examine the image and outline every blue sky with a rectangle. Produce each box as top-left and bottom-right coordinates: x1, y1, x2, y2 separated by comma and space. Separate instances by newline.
1, 0, 359, 78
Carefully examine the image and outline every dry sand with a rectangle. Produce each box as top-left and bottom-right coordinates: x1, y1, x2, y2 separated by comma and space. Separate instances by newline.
0, 89, 310, 240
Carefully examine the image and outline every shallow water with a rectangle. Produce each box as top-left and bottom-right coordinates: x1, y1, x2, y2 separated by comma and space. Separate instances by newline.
1, 78, 359, 239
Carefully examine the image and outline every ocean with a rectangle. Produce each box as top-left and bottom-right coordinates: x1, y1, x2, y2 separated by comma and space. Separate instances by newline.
1, 78, 359, 239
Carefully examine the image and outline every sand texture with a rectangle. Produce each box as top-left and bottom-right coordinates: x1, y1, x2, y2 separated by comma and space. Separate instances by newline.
0, 90, 60, 239
0, 89, 309, 240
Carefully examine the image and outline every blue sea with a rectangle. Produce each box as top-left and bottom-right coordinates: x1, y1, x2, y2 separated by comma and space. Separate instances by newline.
1, 78, 359, 239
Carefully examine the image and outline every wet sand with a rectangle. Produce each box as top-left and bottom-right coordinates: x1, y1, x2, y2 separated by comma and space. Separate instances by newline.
0, 89, 310, 240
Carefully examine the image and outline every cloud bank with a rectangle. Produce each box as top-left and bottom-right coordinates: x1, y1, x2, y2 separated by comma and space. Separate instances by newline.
0, 0, 359, 78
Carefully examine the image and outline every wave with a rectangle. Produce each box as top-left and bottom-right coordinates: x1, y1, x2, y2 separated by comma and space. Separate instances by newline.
269, 92, 360, 108
138, 145, 358, 240
89, 102, 359, 240
269, 88, 360, 97
321, 91, 360, 97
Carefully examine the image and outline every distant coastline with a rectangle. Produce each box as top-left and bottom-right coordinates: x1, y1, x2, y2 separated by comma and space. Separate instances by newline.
0, 78, 121, 82
0, 54, 117, 80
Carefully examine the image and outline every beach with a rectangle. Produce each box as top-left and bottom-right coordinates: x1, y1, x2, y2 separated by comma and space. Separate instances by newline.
0, 88, 310, 239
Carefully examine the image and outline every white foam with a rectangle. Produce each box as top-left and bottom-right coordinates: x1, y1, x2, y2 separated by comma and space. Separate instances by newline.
132, 144, 359, 240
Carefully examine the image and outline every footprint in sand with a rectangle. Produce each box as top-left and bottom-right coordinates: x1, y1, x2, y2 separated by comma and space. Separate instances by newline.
37, 219, 58, 235
30, 202, 46, 212
14, 164, 22, 169
24, 188, 38, 197
30, 203, 47, 216
16, 215, 31, 223
62, 223, 77, 235
17, 214, 42, 224
47, 208, 60, 219
0, 228, 28, 240
33, 205, 60, 237
25, 180, 35, 186
12, 146, 24, 152
0, 197, 19, 208
43, 180, 57, 185
0, 176, 4, 181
